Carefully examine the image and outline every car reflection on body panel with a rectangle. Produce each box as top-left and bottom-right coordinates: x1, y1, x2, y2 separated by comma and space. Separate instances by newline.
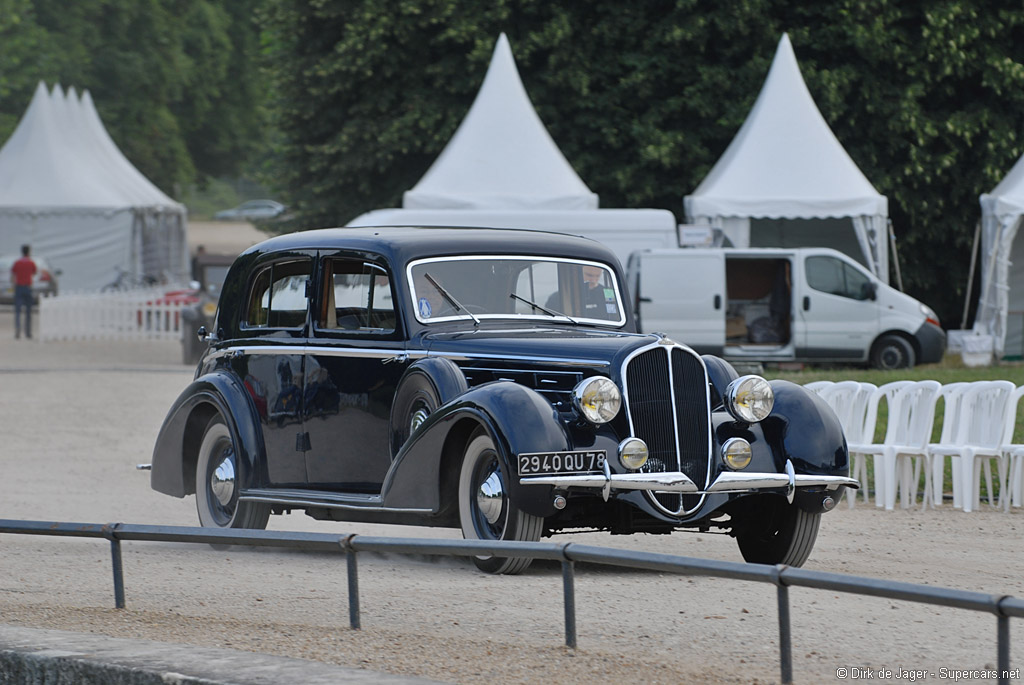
148, 226, 856, 574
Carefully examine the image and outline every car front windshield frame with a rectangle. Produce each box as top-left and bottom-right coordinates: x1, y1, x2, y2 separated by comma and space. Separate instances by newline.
406, 255, 626, 327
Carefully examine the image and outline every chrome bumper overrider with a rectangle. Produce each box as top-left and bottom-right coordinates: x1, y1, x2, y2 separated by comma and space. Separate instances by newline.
520, 458, 859, 502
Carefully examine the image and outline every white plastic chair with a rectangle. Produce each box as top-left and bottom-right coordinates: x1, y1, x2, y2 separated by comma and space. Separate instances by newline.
1000, 385, 1024, 509
925, 382, 971, 508
803, 380, 834, 396
848, 380, 913, 509
841, 382, 878, 507
930, 380, 1015, 512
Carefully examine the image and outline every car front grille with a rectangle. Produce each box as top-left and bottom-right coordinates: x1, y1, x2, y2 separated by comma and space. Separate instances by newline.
623, 343, 711, 515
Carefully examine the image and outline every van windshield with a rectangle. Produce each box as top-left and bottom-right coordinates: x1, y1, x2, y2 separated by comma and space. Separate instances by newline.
407, 256, 625, 326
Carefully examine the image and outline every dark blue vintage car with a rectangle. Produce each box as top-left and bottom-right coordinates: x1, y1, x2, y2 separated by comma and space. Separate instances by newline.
150, 226, 856, 573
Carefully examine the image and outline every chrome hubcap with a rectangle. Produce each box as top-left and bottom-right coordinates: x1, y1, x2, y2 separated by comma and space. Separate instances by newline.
409, 407, 430, 435
210, 453, 236, 507
477, 469, 504, 524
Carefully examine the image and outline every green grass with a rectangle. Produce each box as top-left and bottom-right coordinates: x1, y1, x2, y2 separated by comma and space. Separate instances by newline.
762, 354, 1024, 506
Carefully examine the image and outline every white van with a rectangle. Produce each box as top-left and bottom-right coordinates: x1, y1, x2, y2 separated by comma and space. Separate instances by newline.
626, 247, 945, 369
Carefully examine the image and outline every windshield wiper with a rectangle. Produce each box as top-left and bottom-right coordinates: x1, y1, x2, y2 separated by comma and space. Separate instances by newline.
424, 272, 480, 325
509, 293, 578, 324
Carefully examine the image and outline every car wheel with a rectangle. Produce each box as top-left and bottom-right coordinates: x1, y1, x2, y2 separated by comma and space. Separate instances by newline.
734, 496, 820, 567
389, 360, 467, 458
458, 430, 542, 574
195, 416, 269, 531
871, 335, 916, 370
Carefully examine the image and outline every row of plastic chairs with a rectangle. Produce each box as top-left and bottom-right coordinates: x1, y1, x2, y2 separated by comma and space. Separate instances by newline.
804, 379, 1024, 512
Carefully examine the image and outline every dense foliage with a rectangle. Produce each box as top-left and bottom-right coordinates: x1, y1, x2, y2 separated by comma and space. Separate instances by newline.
0, 0, 266, 194
2, 1, 1024, 326
261, 0, 1024, 327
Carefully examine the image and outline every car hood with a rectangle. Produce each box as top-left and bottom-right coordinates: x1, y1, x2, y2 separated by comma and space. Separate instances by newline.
418, 326, 666, 369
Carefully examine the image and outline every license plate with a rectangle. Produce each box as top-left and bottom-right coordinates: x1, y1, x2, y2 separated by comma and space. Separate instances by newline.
517, 450, 606, 476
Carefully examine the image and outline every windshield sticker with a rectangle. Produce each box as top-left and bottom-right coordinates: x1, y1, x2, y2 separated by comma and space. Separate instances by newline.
418, 298, 432, 318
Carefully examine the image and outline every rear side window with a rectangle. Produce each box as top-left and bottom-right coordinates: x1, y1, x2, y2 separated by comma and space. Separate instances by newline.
245, 259, 311, 328
317, 259, 396, 333
805, 256, 872, 301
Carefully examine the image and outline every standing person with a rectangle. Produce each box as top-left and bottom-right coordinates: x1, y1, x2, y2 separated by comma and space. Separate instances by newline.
11, 244, 37, 339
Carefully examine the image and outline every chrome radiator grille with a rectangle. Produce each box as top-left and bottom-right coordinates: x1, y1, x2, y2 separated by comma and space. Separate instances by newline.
624, 344, 711, 515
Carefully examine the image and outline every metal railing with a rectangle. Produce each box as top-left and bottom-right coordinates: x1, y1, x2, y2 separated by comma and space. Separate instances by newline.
1, 518, 1022, 685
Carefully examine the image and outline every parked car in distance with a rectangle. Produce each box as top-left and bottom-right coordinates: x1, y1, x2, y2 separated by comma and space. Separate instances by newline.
181, 252, 237, 364
213, 199, 285, 221
149, 226, 856, 574
0, 254, 60, 303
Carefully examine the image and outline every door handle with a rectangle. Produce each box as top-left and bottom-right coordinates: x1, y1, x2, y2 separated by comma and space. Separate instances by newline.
713, 294, 721, 310
383, 352, 409, 365
803, 296, 810, 311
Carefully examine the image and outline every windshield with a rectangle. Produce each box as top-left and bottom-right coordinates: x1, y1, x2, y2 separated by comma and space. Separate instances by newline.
408, 256, 625, 326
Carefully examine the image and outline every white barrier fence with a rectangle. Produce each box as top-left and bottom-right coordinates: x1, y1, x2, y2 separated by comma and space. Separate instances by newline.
38, 286, 191, 342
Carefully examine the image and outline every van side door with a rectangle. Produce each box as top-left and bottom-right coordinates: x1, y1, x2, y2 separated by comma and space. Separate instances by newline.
798, 254, 878, 361
632, 251, 725, 354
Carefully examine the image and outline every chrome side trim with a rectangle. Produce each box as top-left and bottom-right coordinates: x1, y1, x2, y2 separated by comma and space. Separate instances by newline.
207, 344, 609, 368
239, 488, 433, 514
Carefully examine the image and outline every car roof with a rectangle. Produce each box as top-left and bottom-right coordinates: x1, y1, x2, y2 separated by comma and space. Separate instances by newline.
241, 225, 623, 268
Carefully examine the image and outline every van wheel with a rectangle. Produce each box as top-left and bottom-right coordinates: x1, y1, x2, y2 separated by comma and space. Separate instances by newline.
871, 335, 915, 370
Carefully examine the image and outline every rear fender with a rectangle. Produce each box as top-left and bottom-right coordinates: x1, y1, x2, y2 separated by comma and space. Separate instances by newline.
150, 371, 263, 497
382, 381, 569, 518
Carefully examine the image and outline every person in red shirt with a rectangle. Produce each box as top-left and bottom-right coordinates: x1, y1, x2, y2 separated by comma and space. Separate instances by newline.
11, 244, 37, 339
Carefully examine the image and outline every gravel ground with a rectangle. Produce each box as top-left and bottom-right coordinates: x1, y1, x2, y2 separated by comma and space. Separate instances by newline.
2, 293, 1024, 683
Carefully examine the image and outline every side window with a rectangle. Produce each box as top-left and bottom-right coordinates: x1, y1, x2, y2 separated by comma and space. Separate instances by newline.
245, 259, 311, 329
805, 256, 872, 301
319, 259, 396, 333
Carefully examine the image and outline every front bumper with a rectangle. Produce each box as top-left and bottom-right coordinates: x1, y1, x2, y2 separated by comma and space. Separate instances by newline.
520, 458, 858, 502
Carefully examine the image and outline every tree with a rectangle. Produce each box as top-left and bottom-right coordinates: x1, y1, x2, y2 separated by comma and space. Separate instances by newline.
0, 0, 268, 196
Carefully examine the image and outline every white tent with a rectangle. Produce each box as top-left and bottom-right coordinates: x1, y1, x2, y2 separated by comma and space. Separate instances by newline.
402, 33, 598, 211
352, 34, 678, 269
974, 155, 1024, 359
684, 34, 890, 282
0, 82, 187, 291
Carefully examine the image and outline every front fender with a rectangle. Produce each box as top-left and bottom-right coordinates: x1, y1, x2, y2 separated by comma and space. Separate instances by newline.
761, 380, 849, 475
382, 381, 569, 518
150, 370, 264, 498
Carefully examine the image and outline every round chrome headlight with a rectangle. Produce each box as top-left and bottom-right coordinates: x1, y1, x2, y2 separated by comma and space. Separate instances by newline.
722, 437, 752, 470
725, 375, 774, 423
618, 438, 649, 470
573, 376, 621, 424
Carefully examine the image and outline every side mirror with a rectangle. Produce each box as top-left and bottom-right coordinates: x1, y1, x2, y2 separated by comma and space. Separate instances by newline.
197, 326, 209, 341
862, 282, 878, 301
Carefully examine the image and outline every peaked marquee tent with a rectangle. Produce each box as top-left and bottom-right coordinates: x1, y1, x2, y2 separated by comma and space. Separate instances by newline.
0, 82, 187, 292
684, 34, 890, 283
974, 155, 1024, 359
402, 33, 598, 211
352, 34, 679, 268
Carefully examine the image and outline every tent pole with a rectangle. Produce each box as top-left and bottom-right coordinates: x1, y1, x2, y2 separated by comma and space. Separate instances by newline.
961, 220, 981, 330
888, 219, 904, 291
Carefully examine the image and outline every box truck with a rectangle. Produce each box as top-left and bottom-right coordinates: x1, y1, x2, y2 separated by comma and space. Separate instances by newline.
626, 247, 944, 369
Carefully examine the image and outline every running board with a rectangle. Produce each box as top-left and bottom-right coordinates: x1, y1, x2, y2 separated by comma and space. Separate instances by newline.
240, 488, 432, 514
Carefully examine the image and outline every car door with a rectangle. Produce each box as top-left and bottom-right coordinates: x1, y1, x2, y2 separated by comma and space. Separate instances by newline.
303, 255, 409, 491
633, 250, 725, 353
798, 254, 878, 360
230, 256, 313, 486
